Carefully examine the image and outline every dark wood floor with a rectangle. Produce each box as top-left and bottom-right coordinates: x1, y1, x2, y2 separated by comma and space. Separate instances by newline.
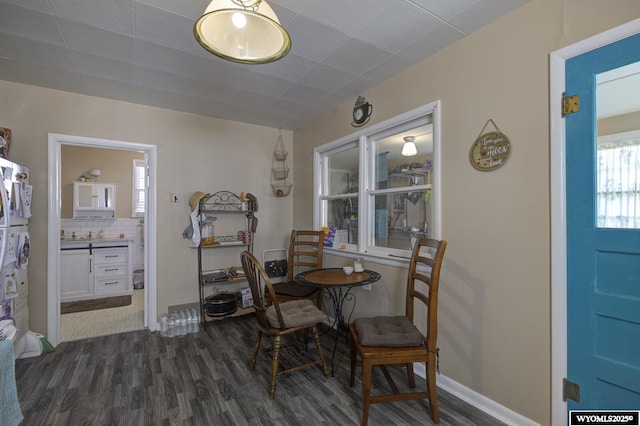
15, 315, 505, 425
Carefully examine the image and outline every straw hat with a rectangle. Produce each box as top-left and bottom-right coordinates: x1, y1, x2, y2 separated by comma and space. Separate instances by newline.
189, 191, 211, 211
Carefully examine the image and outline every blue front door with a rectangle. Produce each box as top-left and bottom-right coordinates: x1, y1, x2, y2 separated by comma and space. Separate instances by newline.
566, 33, 640, 409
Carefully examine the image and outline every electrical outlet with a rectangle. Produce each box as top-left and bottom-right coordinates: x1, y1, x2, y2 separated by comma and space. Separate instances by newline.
363, 284, 371, 291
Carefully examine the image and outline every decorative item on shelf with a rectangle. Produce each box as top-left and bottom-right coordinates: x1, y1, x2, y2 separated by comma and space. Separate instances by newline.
201, 220, 215, 246
271, 134, 292, 197
351, 96, 373, 127
194, 0, 291, 65
469, 119, 511, 171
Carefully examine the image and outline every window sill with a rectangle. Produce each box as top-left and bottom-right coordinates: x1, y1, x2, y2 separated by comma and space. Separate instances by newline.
323, 246, 411, 269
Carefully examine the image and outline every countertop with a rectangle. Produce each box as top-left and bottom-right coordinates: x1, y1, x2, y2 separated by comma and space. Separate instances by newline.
60, 237, 134, 247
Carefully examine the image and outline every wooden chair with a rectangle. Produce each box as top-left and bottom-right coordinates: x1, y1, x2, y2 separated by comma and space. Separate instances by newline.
268, 230, 324, 307
349, 237, 447, 425
240, 251, 330, 399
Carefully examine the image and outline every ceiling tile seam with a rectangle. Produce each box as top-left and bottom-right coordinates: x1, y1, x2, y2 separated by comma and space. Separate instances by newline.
132, 66, 285, 107
44, 3, 88, 95
133, 0, 140, 102
134, 0, 194, 20
405, 0, 470, 37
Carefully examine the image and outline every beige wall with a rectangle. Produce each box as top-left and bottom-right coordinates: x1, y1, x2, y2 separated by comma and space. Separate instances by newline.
61, 145, 143, 218
292, 0, 640, 424
0, 80, 294, 344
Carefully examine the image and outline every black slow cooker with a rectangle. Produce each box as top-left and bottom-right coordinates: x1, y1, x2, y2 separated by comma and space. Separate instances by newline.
205, 293, 237, 317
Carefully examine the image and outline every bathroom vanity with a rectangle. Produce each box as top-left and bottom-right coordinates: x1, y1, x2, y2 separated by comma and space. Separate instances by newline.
60, 238, 133, 302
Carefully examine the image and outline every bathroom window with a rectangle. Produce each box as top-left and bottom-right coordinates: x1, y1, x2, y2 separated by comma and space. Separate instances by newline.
132, 159, 146, 217
314, 101, 441, 260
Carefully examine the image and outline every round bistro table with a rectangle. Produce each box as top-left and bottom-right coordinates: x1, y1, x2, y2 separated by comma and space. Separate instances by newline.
295, 268, 381, 374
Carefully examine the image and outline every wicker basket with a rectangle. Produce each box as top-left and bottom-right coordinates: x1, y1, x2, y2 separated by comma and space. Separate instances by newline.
272, 184, 292, 197
272, 167, 289, 180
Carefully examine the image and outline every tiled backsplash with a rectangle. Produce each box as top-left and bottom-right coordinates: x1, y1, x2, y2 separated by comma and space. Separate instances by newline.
61, 218, 145, 270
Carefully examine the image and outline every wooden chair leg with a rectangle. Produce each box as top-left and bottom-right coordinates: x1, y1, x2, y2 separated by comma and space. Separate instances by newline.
349, 334, 357, 387
311, 326, 330, 377
362, 359, 372, 426
426, 359, 440, 423
407, 362, 416, 388
250, 331, 262, 370
270, 335, 281, 400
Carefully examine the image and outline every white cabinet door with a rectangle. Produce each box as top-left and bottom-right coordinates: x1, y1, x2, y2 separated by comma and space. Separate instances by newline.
60, 249, 92, 301
74, 183, 95, 210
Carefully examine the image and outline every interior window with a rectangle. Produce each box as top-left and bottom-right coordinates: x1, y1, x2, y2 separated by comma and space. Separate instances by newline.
314, 102, 440, 259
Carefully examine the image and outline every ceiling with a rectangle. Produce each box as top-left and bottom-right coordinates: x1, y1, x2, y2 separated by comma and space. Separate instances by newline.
0, 0, 530, 130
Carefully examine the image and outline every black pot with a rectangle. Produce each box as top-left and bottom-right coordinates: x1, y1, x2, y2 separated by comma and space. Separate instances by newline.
205, 293, 237, 317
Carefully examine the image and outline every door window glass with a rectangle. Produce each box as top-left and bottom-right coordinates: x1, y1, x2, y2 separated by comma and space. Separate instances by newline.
596, 62, 640, 229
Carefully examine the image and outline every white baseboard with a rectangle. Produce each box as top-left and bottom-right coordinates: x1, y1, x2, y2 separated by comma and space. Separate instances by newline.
413, 364, 540, 426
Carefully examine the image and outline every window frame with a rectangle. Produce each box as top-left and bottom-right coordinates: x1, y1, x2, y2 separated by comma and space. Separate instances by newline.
313, 101, 442, 266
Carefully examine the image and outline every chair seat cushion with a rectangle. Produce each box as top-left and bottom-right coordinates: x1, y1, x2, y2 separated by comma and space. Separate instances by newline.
266, 299, 326, 329
354, 316, 425, 347
272, 281, 318, 298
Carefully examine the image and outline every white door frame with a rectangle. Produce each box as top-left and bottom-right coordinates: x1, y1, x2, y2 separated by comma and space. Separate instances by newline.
47, 133, 158, 346
550, 18, 640, 426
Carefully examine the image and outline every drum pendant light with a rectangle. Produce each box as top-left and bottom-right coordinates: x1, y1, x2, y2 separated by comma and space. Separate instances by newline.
194, 0, 291, 64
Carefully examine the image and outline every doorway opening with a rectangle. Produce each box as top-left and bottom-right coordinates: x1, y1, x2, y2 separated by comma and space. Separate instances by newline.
47, 133, 158, 346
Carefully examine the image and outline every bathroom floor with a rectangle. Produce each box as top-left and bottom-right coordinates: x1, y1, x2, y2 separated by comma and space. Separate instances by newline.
60, 289, 144, 342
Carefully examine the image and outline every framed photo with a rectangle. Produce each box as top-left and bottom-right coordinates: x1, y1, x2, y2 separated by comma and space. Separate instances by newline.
0, 127, 11, 159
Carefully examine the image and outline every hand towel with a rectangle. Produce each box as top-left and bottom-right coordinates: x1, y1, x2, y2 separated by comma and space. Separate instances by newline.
0, 339, 23, 426
189, 209, 200, 247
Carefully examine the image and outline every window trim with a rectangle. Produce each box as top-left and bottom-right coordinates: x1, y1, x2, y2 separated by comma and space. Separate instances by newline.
313, 101, 441, 265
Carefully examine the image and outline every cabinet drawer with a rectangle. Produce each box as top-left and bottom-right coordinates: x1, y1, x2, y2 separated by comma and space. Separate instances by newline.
94, 249, 127, 264
95, 276, 127, 293
95, 263, 128, 278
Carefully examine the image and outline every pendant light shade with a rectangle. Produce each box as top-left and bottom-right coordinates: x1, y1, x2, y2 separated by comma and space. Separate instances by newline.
402, 136, 418, 156
194, 0, 291, 64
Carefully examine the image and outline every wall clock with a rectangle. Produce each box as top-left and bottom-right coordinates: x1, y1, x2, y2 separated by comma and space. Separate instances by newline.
351, 96, 372, 127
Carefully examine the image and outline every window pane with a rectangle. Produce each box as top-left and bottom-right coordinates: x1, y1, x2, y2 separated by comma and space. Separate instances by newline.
374, 124, 433, 190
326, 144, 359, 195
326, 197, 358, 245
596, 63, 640, 229
373, 192, 430, 250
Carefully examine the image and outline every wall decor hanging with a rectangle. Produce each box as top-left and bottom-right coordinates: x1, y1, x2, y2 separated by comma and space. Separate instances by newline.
469, 119, 511, 171
351, 96, 373, 127
271, 134, 292, 197
0, 127, 11, 159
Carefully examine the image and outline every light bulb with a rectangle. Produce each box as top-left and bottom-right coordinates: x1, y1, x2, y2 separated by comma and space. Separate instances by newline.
232, 11, 246, 28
